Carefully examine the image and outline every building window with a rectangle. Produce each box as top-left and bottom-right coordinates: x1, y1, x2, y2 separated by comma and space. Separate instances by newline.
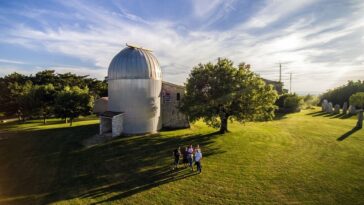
177, 93, 180, 101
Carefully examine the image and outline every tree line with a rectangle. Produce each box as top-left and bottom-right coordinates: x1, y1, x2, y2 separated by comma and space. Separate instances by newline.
320, 80, 364, 106
0, 70, 107, 125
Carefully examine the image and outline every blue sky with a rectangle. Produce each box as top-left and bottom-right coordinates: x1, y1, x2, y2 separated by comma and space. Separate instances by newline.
0, 0, 363, 94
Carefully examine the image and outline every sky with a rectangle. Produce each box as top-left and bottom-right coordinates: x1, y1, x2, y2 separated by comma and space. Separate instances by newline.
0, 0, 363, 94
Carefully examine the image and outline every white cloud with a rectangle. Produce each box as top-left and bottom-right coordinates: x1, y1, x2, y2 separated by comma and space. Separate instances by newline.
244, 0, 318, 28
191, 0, 236, 27
0, 58, 26, 65
1, 0, 363, 93
192, 0, 226, 18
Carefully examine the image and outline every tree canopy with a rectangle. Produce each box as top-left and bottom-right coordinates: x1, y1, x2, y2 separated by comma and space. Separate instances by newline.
0, 70, 107, 123
350, 92, 364, 129
320, 80, 364, 106
180, 58, 278, 133
54, 86, 94, 126
33, 84, 56, 124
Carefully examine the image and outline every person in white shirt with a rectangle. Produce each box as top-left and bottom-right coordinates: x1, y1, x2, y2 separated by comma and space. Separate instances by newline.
194, 148, 202, 173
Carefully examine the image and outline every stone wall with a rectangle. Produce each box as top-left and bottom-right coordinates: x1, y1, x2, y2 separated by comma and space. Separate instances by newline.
161, 82, 190, 129
100, 117, 112, 135
99, 112, 123, 137
112, 114, 123, 137
93, 97, 108, 114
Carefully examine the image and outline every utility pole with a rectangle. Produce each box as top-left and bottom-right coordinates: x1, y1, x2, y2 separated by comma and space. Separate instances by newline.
279, 63, 282, 82
276, 62, 288, 83
289, 73, 292, 94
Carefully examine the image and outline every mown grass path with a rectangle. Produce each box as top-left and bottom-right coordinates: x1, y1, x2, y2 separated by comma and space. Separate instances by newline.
0, 109, 363, 204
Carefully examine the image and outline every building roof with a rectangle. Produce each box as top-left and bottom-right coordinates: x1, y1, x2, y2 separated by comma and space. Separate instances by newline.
162, 81, 185, 89
95, 97, 108, 101
108, 44, 162, 80
100, 111, 123, 118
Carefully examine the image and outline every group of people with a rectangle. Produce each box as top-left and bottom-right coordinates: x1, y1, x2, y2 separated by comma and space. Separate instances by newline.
173, 145, 202, 173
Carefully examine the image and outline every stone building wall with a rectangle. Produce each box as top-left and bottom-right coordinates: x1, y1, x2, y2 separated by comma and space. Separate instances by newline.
112, 114, 123, 137
93, 97, 108, 114
99, 111, 123, 137
161, 81, 190, 129
100, 117, 112, 135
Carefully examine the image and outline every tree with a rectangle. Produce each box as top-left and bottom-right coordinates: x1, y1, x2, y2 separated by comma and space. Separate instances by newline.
33, 84, 56, 124
0, 73, 29, 117
54, 86, 94, 126
350, 92, 364, 129
180, 58, 278, 134
15, 81, 38, 121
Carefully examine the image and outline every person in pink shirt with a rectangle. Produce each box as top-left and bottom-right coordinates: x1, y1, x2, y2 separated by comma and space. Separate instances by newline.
187, 145, 194, 171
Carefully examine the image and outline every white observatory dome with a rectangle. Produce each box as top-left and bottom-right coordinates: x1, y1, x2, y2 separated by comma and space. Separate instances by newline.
108, 45, 162, 80
107, 44, 162, 134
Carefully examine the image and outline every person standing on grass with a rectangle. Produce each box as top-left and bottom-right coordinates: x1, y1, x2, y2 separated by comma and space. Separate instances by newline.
194, 148, 202, 174
173, 147, 181, 170
195, 144, 201, 152
187, 145, 194, 171
182, 146, 189, 167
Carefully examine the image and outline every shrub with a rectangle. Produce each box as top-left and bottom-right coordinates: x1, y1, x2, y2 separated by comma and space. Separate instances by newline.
349, 92, 364, 109
303, 94, 320, 109
276, 94, 303, 113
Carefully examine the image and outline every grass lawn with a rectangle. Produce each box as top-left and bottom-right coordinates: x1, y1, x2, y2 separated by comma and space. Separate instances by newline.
0, 108, 363, 205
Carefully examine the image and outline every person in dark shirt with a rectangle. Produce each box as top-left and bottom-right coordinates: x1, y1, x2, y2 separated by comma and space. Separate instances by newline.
172, 147, 181, 170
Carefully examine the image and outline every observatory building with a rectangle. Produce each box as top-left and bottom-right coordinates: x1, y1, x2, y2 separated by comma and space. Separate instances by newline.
97, 44, 189, 136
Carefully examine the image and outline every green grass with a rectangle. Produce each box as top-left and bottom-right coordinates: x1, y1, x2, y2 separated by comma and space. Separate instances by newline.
0, 109, 363, 205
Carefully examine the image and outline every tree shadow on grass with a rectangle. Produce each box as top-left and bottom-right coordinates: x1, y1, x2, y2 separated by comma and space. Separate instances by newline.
307, 111, 355, 119
0, 123, 222, 205
306, 111, 334, 117
86, 169, 199, 205
339, 114, 355, 119
306, 111, 324, 116
329, 113, 345, 119
337, 127, 361, 141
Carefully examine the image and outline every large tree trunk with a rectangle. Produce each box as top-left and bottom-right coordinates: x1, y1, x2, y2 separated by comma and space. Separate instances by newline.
43, 115, 46, 125
356, 111, 363, 129
70, 118, 73, 127
219, 115, 229, 134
